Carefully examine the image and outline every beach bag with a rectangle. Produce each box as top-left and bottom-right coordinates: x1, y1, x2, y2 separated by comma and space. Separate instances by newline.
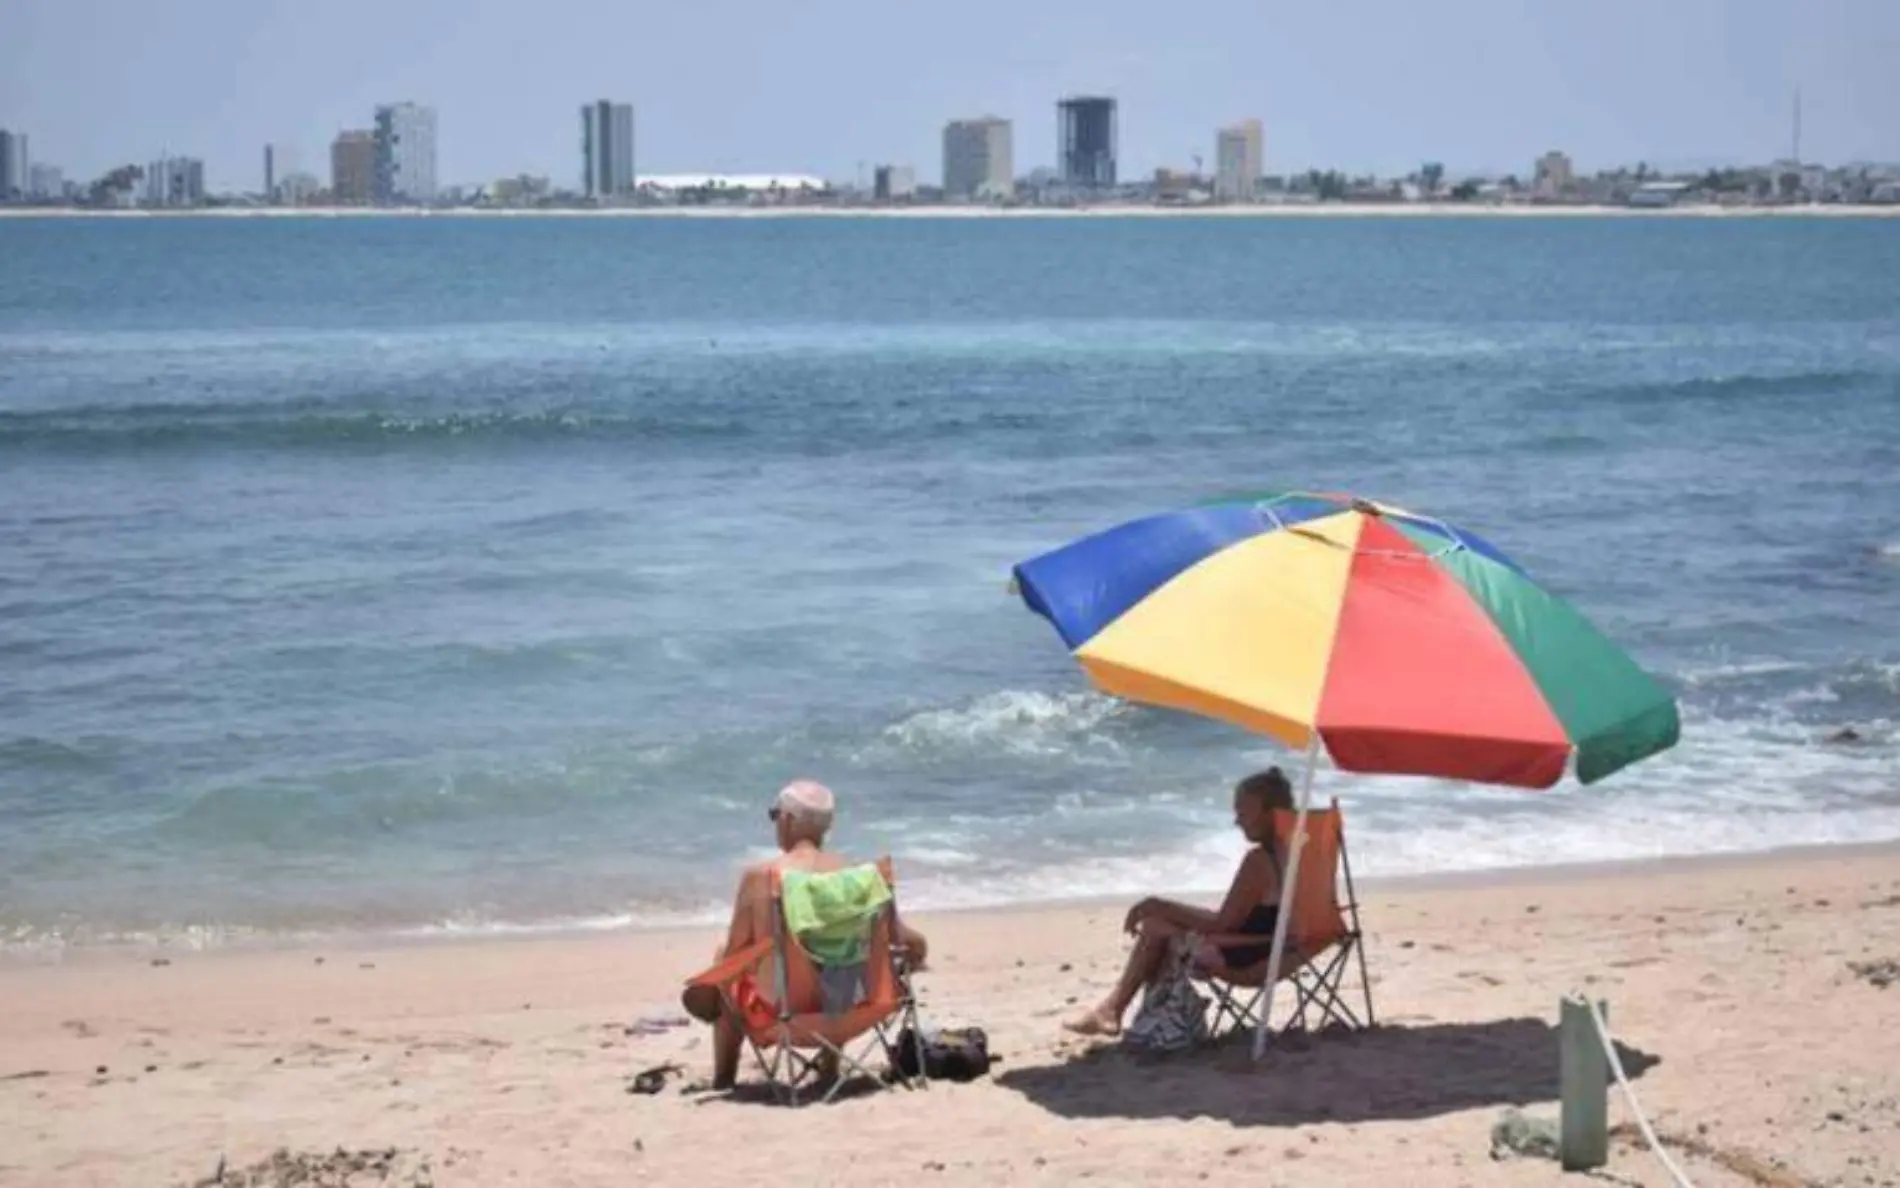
889, 1024, 993, 1082
1124, 943, 1209, 1053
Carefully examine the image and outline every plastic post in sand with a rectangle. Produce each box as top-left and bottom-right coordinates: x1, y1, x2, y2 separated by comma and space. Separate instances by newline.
1559, 994, 1610, 1171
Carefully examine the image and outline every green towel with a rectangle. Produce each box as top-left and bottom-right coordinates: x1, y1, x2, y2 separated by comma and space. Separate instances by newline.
781, 865, 892, 967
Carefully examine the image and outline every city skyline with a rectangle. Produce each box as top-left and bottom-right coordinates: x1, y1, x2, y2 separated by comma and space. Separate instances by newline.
8, 80, 1896, 212
4, 0, 1897, 193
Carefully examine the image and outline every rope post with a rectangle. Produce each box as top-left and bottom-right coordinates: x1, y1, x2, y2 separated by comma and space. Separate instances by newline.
1560, 994, 1610, 1171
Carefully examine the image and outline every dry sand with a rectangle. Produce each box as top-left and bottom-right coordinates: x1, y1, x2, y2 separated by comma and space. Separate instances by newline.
3, 846, 1897, 1187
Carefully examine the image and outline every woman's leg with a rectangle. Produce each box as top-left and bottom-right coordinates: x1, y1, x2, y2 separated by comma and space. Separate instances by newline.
1063, 919, 1178, 1035
712, 1013, 741, 1089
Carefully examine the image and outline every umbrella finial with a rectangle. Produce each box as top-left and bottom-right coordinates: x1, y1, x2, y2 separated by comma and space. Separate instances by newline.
1350, 497, 1382, 516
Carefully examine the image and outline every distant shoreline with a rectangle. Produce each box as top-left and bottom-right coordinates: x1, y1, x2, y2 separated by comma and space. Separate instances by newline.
4, 202, 1899, 220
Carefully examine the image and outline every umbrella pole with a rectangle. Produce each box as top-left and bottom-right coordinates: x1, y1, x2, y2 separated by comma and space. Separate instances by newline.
1252, 733, 1320, 1061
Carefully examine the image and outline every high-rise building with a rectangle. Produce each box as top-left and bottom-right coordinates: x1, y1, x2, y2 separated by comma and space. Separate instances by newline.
0, 129, 27, 203
144, 156, 206, 207
1533, 150, 1574, 199
1058, 96, 1117, 189
28, 163, 64, 201
276, 172, 321, 206
941, 117, 1013, 200
873, 164, 916, 202
263, 143, 299, 202
331, 130, 376, 205
580, 101, 636, 200
1214, 119, 1263, 202
373, 102, 438, 205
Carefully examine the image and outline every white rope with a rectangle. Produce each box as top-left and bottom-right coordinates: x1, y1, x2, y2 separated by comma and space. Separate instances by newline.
1582, 997, 1695, 1188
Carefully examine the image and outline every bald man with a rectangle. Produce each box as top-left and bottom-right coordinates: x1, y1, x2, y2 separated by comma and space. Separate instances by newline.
695, 779, 929, 1090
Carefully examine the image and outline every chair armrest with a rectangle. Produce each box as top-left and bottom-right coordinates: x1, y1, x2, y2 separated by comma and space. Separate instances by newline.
685, 938, 774, 990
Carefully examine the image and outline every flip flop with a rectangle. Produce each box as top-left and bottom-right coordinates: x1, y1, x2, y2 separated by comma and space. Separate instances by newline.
628, 1062, 684, 1095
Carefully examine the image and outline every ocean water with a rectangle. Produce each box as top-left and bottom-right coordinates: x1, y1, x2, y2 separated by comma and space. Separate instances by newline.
2, 215, 1898, 952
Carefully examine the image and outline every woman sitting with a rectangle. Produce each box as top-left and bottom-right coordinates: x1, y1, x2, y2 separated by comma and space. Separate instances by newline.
1063, 767, 1295, 1036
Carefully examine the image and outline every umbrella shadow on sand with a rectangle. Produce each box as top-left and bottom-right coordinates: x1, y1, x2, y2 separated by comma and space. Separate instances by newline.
996, 1018, 1660, 1127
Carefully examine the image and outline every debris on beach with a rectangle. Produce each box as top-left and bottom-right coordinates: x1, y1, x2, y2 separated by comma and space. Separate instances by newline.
627, 1061, 685, 1095
622, 1013, 691, 1038
1848, 958, 1899, 989
1609, 1124, 1813, 1188
1488, 1107, 1560, 1162
193, 1146, 433, 1187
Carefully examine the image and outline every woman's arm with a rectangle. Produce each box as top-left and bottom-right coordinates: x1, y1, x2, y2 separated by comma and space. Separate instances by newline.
1125, 850, 1274, 935
1133, 897, 1220, 934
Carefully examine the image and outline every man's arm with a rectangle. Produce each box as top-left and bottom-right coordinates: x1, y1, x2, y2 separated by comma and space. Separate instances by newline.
716, 866, 762, 959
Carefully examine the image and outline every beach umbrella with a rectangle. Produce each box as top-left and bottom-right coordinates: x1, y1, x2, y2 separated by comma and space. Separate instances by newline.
1009, 490, 1680, 1058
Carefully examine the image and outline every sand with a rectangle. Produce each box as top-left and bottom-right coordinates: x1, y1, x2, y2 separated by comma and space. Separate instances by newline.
3, 845, 1898, 1187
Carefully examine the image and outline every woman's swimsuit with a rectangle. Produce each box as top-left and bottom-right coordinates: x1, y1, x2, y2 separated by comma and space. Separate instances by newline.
1214, 842, 1285, 970
1215, 903, 1281, 969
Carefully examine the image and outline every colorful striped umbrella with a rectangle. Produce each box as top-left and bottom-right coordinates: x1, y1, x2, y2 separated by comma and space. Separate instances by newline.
1011, 491, 1679, 790
1010, 490, 1680, 1057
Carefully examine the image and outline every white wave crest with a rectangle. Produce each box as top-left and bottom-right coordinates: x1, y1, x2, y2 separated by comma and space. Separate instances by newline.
1674, 658, 1810, 688
881, 690, 1130, 759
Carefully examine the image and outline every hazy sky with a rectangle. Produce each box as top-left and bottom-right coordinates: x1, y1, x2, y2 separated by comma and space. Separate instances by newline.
3, 0, 1896, 191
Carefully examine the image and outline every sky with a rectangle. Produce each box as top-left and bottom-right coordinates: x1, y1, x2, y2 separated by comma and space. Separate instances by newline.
3, 0, 1897, 193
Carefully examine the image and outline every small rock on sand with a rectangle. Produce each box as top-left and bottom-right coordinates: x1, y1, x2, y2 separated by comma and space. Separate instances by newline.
1849, 958, 1899, 989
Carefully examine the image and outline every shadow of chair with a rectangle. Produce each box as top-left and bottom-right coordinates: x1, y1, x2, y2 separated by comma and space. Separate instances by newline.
996, 1017, 1660, 1128
693, 1072, 890, 1107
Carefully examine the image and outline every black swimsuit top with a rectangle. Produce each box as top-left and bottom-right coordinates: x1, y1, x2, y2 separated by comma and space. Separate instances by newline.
1236, 842, 1285, 936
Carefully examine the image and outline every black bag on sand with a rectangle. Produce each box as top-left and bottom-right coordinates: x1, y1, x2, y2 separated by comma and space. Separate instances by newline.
889, 1025, 995, 1082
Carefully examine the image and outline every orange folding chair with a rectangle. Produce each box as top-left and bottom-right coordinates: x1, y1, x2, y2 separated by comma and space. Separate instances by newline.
685, 857, 925, 1105
1194, 800, 1375, 1044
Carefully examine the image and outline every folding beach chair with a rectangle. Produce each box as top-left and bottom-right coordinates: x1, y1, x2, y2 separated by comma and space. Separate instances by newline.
684, 857, 925, 1105
1195, 800, 1375, 1044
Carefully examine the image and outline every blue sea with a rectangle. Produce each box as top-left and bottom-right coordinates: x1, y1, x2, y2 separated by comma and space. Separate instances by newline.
2, 214, 1898, 952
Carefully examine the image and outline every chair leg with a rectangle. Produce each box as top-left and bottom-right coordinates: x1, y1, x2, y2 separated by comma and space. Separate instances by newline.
750, 1041, 780, 1090
1288, 947, 1365, 1033
1204, 982, 1261, 1044
1351, 934, 1376, 1028
1303, 974, 1363, 1031
1339, 831, 1376, 1029
877, 1010, 928, 1091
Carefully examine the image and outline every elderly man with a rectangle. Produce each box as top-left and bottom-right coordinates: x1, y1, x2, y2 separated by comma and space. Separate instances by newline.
691, 779, 929, 1090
